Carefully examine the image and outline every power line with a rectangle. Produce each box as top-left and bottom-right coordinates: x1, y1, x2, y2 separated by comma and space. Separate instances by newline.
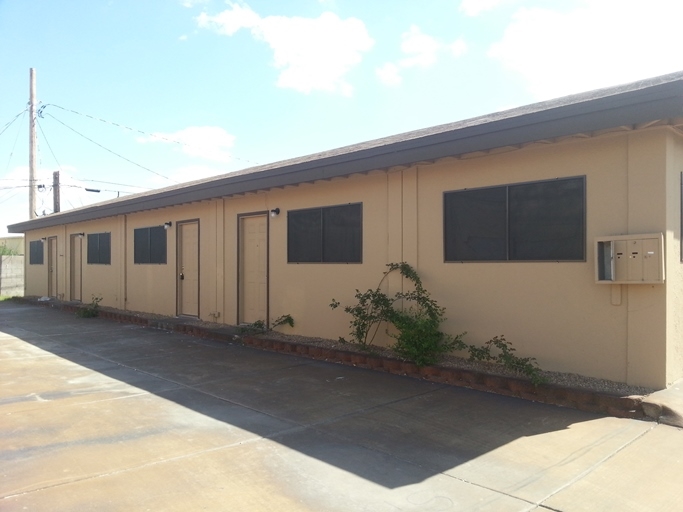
0, 107, 28, 138
43, 112, 177, 183
41, 103, 260, 166
3, 109, 27, 174
36, 119, 64, 175
79, 178, 150, 190
36, 119, 80, 209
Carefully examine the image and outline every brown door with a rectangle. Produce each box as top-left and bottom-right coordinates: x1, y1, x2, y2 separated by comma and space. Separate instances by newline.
69, 234, 82, 301
238, 214, 267, 324
177, 220, 199, 317
47, 236, 58, 298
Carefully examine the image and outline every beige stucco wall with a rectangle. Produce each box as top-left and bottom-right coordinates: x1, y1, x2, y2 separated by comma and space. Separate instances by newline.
267, 173, 393, 340
19, 126, 683, 388
24, 229, 57, 298
66, 218, 123, 308
666, 132, 683, 385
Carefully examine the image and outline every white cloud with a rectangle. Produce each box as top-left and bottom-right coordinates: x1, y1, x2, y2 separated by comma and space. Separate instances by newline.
181, 0, 209, 7
138, 126, 235, 164
488, 0, 683, 100
376, 62, 402, 86
196, 3, 259, 35
376, 26, 467, 86
197, 3, 374, 96
398, 25, 441, 68
459, 0, 508, 16
450, 38, 468, 58
168, 164, 229, 184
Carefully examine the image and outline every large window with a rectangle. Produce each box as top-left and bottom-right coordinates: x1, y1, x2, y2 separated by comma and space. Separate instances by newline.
87, 232, 111, 265
29, 240, 44, 265
444, 176, 585, 261
288, 203, 362, 263
134, 226, 167, 264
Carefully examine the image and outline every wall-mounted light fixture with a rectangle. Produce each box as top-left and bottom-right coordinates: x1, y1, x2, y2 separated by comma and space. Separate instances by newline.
76, 232, 85, 238
164, 221, 173, 230
270, 208, 280, 218
40, 237, 46, 242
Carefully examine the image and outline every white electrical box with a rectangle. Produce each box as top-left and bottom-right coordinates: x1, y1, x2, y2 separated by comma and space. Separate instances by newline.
595, 233, 664, 284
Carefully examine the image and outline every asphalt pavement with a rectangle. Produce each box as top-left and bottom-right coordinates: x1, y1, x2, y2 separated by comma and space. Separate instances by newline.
2, 301, 683, 511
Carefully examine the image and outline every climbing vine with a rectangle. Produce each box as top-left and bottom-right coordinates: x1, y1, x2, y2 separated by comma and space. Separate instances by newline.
331, 262, 546, 384
330, 262, 462, 365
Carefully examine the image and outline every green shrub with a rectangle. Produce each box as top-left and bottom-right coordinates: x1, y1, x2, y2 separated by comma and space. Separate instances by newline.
467, 335, 546, 385
331, 262, 463, 365
239, 314, 294, 335
76, 295, 102, 318
331, 263, 546, 384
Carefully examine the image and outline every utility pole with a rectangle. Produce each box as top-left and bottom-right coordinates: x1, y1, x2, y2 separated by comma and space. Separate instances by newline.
53, 171, 60, 213
29, 68, 37, 219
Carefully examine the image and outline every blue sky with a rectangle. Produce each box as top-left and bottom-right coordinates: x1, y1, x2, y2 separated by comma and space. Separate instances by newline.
2, 0, 683, 234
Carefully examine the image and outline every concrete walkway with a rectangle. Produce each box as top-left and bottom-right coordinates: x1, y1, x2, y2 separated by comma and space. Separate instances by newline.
1, 301, 682, 511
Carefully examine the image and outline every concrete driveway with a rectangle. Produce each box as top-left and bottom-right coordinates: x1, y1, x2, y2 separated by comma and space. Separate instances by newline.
1, 301, 682, 511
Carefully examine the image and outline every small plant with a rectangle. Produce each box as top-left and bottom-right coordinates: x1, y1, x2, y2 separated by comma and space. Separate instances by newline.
330, 288, 393, 348
272, 314, 294, 329
239, 314, 294, 335
467, 335, 546, 385
76, 295, 102, 318
390, 307, 465, 366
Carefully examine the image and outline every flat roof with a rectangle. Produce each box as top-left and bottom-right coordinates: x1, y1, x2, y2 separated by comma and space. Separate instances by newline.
9, 70, 683, 233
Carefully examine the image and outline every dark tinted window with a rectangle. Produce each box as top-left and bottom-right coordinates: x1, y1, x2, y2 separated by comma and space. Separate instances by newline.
29, 240, 44, 265
444, 187, 507, 261
322, 204, 362, 263
444, 177, 585, 262
287, 209, 322, 263
288, 203, 362, 263
508, 179, 585, 260
87, 233, 111, 264
134, 226, 167, 264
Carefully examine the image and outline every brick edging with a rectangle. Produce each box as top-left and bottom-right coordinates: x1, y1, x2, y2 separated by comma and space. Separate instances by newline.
20, 298, 645, 420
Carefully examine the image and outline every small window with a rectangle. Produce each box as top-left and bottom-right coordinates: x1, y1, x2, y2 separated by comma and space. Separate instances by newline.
29, 240, 44, 265
287, 203, 362, 263
444, 176, 585, 262
87, 233, 111, 265
134, 226, 167, 264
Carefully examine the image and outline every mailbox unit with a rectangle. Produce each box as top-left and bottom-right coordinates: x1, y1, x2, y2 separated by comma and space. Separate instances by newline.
595, 233, 665, 284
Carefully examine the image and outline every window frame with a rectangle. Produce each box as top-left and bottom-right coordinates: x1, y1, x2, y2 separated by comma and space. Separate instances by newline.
86, 232, 111, 265
29, 240, 44, 265
133, 226, 167, 264
443, 176, 586, 262
287, 202, 363, 264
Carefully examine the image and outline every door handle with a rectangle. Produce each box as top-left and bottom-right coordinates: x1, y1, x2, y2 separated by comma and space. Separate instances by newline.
179, 273, 184, 280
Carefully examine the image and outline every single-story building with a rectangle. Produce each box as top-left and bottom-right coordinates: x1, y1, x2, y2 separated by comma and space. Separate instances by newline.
9, 72, 683, 389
